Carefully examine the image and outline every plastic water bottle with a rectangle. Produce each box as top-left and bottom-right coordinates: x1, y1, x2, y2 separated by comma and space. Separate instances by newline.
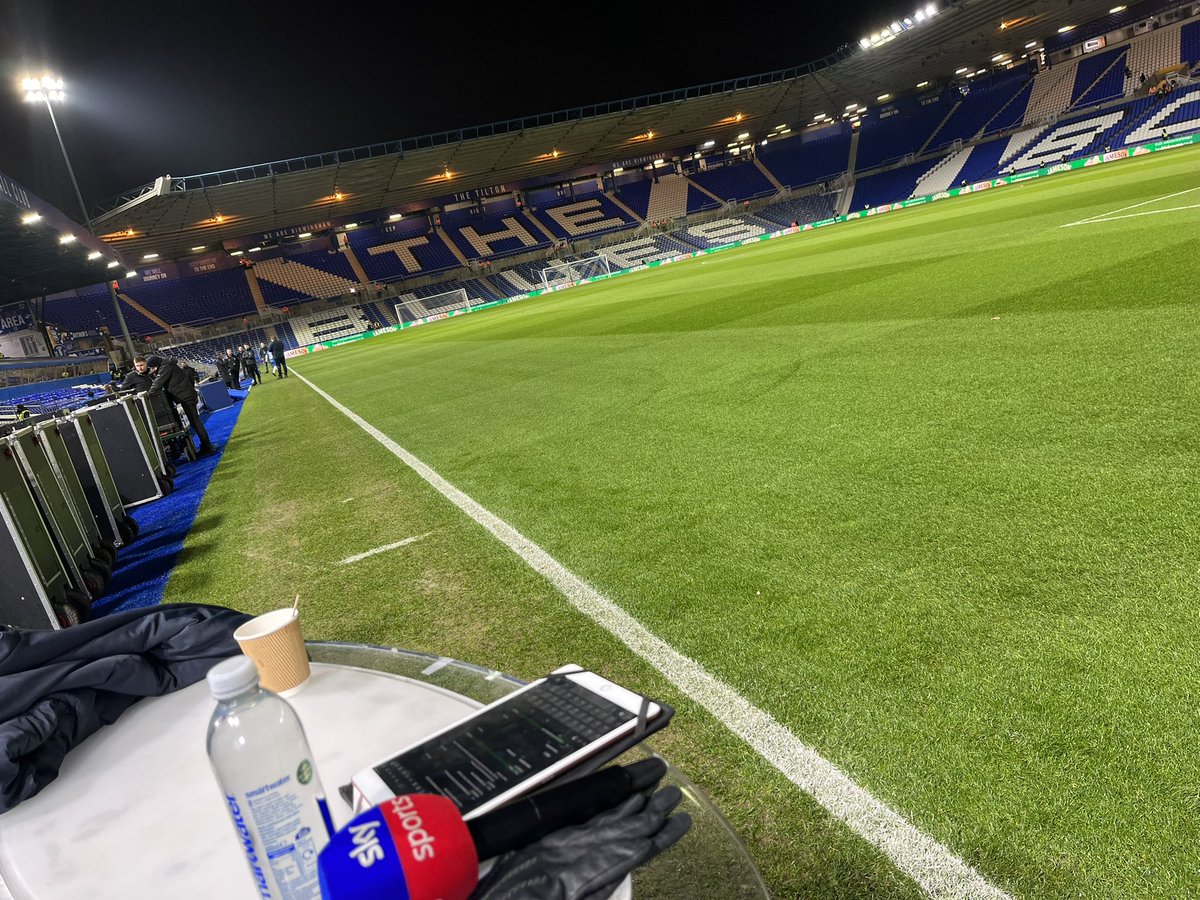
206, 656, 334, 900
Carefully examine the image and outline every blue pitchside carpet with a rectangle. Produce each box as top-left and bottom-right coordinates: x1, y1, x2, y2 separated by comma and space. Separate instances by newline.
90, 387, 250, 616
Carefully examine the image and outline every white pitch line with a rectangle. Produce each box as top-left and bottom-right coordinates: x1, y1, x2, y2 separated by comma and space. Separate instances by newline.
1060, 202, 1200, 227
293, 370, 1010, 900
337, 532, 431, 566
1061, 186, 1200, 227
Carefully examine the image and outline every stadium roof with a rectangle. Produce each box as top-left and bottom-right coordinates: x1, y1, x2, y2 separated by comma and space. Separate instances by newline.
0, 171, 127, 306
8, 0, 1129, 292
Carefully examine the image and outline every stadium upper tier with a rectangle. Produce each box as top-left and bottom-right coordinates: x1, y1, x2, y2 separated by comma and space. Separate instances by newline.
24, 5, 1199, 342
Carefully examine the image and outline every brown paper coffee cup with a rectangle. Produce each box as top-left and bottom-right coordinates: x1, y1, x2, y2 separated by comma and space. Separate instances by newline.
233, 608, 310, 696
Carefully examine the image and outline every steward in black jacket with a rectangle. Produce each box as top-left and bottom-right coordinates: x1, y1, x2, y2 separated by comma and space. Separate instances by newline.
120, 356, 154, 392
145, 355, 213, 456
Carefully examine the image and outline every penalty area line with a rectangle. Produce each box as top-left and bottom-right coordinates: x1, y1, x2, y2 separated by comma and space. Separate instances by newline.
1061, 185, 1200, 227
1060, 202, 1200, 227
337, 532, 432, 566
293, 370, 1012, 900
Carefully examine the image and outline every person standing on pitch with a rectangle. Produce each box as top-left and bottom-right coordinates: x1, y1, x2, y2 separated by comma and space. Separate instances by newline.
146, 354, 215, 457
267, 337, 288, 378
222, 348, 240, 388
241, 344, 262, 385
259, 342, 276, 378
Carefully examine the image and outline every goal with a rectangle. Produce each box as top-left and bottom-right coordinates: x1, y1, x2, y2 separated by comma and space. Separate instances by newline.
539, 254, 612, 292
394, 287, 471, 323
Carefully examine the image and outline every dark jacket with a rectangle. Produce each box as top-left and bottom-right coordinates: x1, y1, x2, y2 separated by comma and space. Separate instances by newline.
241, 348, 259, 370
120, 369, 153, 392
267, 338, 285, 362
149, 358, 198, 403
0, 603, 251, 812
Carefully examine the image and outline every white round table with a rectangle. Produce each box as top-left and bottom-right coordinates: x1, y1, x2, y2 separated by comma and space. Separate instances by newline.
0, 644, 767, 899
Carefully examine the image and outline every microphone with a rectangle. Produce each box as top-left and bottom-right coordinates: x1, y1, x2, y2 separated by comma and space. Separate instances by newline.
319, 758, 667, 900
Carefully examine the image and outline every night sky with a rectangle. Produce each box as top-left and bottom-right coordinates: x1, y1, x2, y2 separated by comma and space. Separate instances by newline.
0, 0, 917, 219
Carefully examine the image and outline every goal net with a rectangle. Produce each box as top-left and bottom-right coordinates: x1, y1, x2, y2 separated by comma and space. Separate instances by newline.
394, 287, 471, 323
539, 254, 612, 292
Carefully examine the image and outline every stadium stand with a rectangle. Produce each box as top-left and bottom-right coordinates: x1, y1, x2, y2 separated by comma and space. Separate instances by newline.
1183, 19, 1200, 68
982, 81, 1035, 136
252, 250, 361, 305
757, 127, 851, 188
1023, 57, 1083, 122
643, 173, 694, 222
848, 158, 939, 210
929, 79, 1033, 149
284, 307, 371, 346
442, 209, 550, 260
122, 268, 257, 326
613, 179, 653, 220
528, 194, 639, 241
1069, 47, 1129, 108
675, 217, 769, 250
855, 94, 956, 170
43, 287, 165, 338
686, 161, 778, 203
598, 234, 696, 268
755, 193, 839, 227
349, 221, 463, 281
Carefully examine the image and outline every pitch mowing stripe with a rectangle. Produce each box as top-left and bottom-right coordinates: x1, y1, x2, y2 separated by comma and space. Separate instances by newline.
293, 370, 1011, 900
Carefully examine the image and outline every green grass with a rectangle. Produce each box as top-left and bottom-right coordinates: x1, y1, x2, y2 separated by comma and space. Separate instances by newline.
167, 147, 1200, 898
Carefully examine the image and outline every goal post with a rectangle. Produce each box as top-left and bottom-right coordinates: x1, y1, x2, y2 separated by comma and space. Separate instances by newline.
394, 286, 470, 323
539, 253, 612, 292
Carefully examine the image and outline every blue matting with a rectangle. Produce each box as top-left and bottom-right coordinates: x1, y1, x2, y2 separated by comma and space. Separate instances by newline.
91, 387, 249, 616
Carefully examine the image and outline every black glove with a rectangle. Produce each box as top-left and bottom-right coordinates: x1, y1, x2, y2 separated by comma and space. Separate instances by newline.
470, 786, 692, 900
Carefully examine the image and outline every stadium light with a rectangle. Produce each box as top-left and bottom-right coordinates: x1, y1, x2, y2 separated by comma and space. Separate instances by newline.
1109, 5, 1126, 12
191, 245, 206, 251
248, 246, 261, 252
18, 71, 138, 357
58, 234, 75, 244
230, 250, 244, 256
877, 93, 891, 100
106, 260, 120, 268
20, 212, 41, 224
917, 81, 930, 88
87, 251, 102, 260
125, 271, 137, 279
1025, 40, 1039, 48
702, 140, 715, 148
956, 67, 970, 74
142, 253, 158, 260
737, 132, 749, 140
1058, 24, 1074, 33
343, 222, 358, 229
992, 53, 1009, 61
388, 213, 403, 221
298, 232, 312, 238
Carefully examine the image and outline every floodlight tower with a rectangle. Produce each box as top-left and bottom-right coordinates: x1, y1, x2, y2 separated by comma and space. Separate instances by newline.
22, 74, 136, 359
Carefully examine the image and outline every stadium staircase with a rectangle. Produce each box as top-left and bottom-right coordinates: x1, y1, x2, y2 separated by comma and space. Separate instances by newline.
979, 82, 1034, 137
605, 191, 645, 224
846, 128, 861, 176
917, 100, 963, 155
522, 210, 560, 244
244, 269, 272, 316
686, 177, 727, 207
115, 291, 172, 335
645, 175, 690, 221
1071, 48, 1129, 109
340, 246, 372, 285
753, 158, 785, 193
1125, 23, 1187, 94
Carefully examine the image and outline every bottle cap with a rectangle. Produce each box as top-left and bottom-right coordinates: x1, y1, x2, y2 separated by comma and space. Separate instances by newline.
207, 656, 260, 700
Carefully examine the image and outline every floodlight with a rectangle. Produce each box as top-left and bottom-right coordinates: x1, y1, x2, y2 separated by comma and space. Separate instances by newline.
903, 17, 914, 27
388, 214, 403, 221
1109, 5, 1125, 12
107, 261, 120, 268
298, 232, 312, 238
87, 251, 101, 260
1058, 25, 1074, 32
1025, 40, 1038, 48
917, 81, 930, 88
59, 234, 75, 244
956, 67, 970, 74
192, 245, 206, 251
877, 93, 891, 100
20, 212, 41, 224
344, 223, 358, 229
890, 22, 902, 33
925, 4, 937, 16
846, 102, 858, 109
142, 253, 158, 260
248, 246, 261, 252
860, 38, 871, 49
125, 271, 137, 279
737, 132, 749, 140
230, 250, 244, 256
702, 140, 715, 148
915, 9, 926, 22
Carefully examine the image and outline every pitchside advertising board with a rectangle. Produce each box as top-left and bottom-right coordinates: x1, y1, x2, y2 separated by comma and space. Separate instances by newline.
0, 302, 48, 358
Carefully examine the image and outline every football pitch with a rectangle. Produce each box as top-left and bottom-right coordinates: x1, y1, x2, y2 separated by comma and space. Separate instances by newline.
168, 146, 1200, 898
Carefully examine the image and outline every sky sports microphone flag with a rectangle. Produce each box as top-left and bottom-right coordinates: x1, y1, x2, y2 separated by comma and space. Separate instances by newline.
319, 793, 478, 900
